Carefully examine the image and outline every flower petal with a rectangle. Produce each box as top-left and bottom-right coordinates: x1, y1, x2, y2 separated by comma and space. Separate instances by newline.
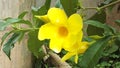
49, 38, 63, 53
63, 34, 77, 52
35, 15, 50, 23
68, 14, 83, 35
61, 52, 75, 62
75, 54, 78, 64
78, 42, 88, 54
77, 31, 83, 42
63, 31, 83, 52
47, 7, 68, 25
38, 23, 58, 40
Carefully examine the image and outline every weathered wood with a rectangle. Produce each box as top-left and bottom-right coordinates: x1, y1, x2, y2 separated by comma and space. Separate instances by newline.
0, 0, 35, 68
81, 0, 103, 19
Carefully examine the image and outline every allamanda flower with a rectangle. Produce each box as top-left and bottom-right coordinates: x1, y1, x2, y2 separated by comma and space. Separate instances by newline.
61, 41, 88, 63
36, 7, 88, 63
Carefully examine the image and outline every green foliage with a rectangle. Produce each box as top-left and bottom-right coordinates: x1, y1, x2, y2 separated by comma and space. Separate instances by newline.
87, 11, 106, 36
80, 36, 111, 68
17, 20, 33, 27
3, 32, 24, 59
95, 49, 120, 68
18, 11, 28, 19
106, 44, 118, 54
27, 0, 51, 59
0, 11, 34, 59
85, 20, 117, 35
32, 0, 51, 16
32, 0, 51, 28
1, 30, 15, 45
60, 0, 78, 16
0, 18, 21, 31
28, 30, 44, 58
87, 0, 119, 36
115, 36, 120, 45
84, 20, 106, 29
0, 0, 51, 60
44, 0, 51, 10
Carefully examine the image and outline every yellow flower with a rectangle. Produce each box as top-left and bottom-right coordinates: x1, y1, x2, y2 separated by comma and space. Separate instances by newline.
36, 7, 83, 52
61, 42, 88, 63
36, 7, 88, 63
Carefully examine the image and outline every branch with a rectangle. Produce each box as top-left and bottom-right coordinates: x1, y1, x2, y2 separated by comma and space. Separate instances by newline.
48, 51, 71, 68
80, 0, 120, 11
99, 0, 120, 10
42, 45, 71, 68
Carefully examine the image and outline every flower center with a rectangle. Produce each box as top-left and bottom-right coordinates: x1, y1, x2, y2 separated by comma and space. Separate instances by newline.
58, 26, 68, 37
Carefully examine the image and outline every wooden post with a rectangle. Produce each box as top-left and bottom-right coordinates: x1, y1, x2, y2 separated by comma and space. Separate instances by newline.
0, 0, 35, 68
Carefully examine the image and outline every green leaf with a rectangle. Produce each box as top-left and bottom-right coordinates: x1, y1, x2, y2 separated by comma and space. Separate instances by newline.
85, 20, 106, 29
3, 32, 22, 59
85, 20, 104, 36
32, 0, 51, 15
115, 36, 120, 46
115, 20, 120, 26
32, 0, 51, 28
55, 0, 62, 8
28, 30, 44, 58
0, 18, 21, 31
85, 20, 114, 35
106, 44, 118, 54
89, 35, 103, 40
32, 6, 45, 27
80, 36, 111, 68
44, 0, 51, 10
17, 31, 25, 42
87, 11, 106, 36
18, 11, 28, 19
17, 20, 33, 27
38, 6, 48, 15
1, 30, 15, 45
89, 11, 106, 23
105, 25, 116, 34
60, 0, 78, 16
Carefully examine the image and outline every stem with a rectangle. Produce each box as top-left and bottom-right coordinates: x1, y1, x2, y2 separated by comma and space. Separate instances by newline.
99, 0, 120, 10
81, 0, 120, 11
82, 7, 97, 10
16, 28, 39, 32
